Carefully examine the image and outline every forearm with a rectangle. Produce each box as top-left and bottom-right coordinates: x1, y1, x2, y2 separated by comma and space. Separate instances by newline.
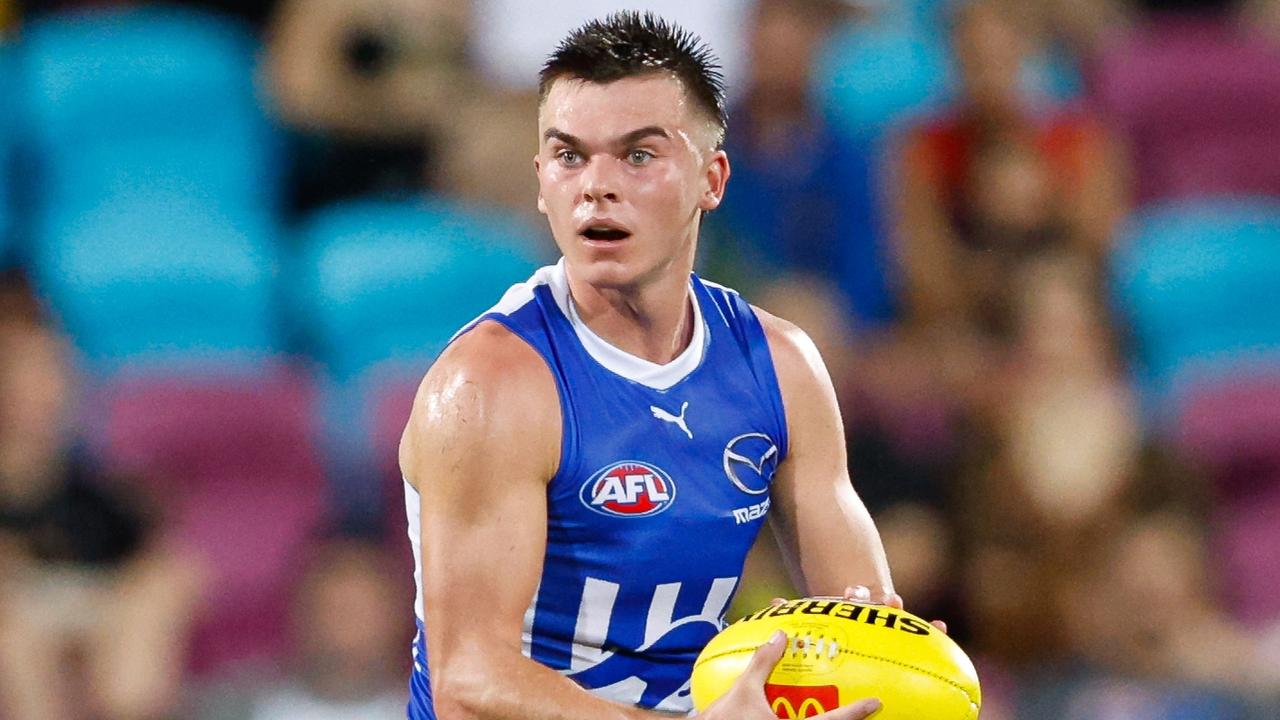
815, 492, 893, 596
432, 648, 669, 720
772, 490, 893, 600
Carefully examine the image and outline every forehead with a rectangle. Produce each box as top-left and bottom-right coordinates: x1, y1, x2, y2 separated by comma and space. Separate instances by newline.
538, 74, 704, 142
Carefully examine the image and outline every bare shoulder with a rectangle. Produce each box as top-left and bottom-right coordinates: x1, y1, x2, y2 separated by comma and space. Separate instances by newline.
399, 320, 560, 488
752, 305, 828, 387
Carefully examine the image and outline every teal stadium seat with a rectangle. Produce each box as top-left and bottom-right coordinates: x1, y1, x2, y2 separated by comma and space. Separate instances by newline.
16, 6, 280, 224
1112, 198, 1280, 412
295, 197, 544, 521
814, 5, 952, 144
814, 0, 1080, 146
296, 197, 545, 382
0, 42, 13, 264
32, 199, 280, 370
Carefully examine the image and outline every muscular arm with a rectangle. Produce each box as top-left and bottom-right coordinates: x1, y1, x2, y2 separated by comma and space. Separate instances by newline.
757, 310, 894, 600
400, 322, 664, 720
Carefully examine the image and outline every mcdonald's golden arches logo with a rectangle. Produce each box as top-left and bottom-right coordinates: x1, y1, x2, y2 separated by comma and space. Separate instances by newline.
764, 684, 839, 719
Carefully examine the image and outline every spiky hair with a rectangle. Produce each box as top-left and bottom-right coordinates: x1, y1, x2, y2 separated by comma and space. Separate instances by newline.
539, 11, 727, 146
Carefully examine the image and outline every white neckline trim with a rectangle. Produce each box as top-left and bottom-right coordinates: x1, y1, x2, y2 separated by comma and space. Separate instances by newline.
547, 259, 707, 391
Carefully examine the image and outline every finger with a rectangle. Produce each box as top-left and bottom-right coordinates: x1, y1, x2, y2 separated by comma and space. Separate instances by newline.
931, 619, 949, 635
818, 697, 882, 719
770, 597, 787, 607
885, 593, 904, 610
736, 630, 787, 686
844, 585, 872, 602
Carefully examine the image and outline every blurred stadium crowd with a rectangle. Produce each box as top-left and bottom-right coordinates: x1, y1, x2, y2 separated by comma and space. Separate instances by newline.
0, 0, 1278, 718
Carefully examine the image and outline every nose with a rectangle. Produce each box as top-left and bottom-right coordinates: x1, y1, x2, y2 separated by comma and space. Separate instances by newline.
580, 156, 621, 205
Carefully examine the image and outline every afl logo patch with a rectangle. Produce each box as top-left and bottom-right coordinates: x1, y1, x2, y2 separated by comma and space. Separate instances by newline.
580, 461, 676, 518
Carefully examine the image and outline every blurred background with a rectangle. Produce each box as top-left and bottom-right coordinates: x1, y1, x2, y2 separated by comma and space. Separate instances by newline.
0, 0, 1277, 718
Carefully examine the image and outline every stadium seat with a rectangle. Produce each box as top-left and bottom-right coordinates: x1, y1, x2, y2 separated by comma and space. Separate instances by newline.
1175, 371, 1280, 626
294, 197, 545, 382
16, 5, 280, 222
814, 4, 1080, 146
1114, 200, 1280, 626
1177, 373, 1280, 489
814, 17, 952, 143
92, 363, 326, 676
30, 199, 281, 371
1111, 198, 1280, 412
293, 196, 544, 521
0, 41, 13, 264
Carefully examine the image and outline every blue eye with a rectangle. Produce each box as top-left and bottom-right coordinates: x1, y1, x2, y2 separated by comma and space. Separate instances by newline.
557, 149, 583, 167
628, 149, 654, 165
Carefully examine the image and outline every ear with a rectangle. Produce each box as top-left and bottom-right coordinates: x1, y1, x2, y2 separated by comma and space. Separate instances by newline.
698, 149, 731, 212
534, 154, 547, 215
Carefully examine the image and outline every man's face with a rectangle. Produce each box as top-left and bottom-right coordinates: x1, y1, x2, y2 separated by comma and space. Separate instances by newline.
535, 74, 729, 290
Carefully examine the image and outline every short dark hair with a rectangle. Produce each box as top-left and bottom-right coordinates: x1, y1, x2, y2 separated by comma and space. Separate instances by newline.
539, 11, 727, 147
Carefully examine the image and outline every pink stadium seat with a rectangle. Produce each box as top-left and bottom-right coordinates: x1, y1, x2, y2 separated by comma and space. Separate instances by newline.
1211, 486, 1280, 627
93, 363, 327, 676
369, 371, 420, 485
367, 369, 422, 569
1176, 372, 1280, 625
1176, 372, 1280, 497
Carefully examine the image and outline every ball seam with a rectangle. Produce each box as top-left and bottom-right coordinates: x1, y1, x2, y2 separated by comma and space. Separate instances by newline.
839, 648, 979, 708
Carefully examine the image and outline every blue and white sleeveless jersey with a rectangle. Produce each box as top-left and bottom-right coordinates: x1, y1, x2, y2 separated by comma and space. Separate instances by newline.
404, 259, 788, 717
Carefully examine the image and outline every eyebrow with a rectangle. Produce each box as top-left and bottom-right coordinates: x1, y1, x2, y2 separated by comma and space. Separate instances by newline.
543, 126, 671, 149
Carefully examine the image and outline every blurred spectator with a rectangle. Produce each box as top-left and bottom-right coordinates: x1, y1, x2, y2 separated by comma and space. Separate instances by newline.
17, 1, 278, 28
1040, 0, 1135, 57
265, 0, 468, 213
433, 87, 542, 221
1248, 0, 1280, 37
894, 0, 1125, 335
1064, 512, 1261, 692
1, 0, 13, 31
1092, 0, 1280, 205
1016, 510, 1275, 718
989, 257, 1138, 532
955, 253, 1280, 712
467, 0, 747, 97
0, 272, 205, 720
181, 0, 280, 29
956, 255, 1138, 669
195, 537, 408, 720
704, 0, 896, 326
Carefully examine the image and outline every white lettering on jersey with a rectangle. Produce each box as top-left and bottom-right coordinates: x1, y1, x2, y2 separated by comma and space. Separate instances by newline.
731, 497, 771, 525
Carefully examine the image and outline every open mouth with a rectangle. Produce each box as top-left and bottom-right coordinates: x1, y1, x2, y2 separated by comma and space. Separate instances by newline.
580, 225, 632, 242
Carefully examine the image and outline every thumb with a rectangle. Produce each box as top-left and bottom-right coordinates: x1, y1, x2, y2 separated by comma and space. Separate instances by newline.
737, 630, 787, 687
819, 698, 883, 719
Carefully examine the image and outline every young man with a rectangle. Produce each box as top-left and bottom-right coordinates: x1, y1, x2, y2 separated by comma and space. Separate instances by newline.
401, 12, 892, 719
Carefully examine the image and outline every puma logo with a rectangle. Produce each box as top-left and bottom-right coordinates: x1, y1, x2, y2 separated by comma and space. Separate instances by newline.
650, 401, 693, 440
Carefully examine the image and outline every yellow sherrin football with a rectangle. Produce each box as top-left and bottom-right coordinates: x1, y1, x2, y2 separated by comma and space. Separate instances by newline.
691, 598, 980, 719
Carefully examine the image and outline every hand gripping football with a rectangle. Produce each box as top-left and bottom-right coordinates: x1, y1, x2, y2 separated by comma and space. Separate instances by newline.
691, 598, 980, 719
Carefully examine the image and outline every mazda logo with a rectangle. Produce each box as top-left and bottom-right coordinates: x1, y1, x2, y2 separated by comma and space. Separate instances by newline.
723, 433, 778, 495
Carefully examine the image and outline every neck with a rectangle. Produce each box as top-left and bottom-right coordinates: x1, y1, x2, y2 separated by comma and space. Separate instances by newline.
564, 259, 696, 365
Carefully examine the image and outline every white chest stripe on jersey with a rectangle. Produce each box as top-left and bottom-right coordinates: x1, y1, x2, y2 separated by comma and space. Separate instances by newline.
561, 576, 738, 712
566, 576, 738, 673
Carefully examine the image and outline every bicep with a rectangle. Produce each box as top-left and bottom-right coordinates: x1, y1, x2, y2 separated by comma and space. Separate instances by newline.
415, 427, 548, 653
401, 332, 560, 664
